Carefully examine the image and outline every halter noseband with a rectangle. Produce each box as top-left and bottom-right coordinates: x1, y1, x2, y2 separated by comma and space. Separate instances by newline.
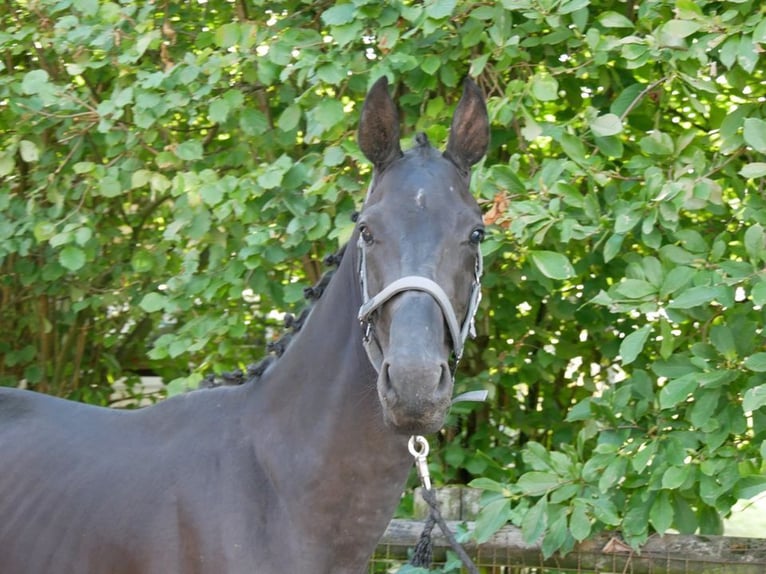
357, 235, 483, 377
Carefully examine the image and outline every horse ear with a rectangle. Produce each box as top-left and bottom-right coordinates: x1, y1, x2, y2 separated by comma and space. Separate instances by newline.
445, 78, 490, 173
358, 76, 403, 169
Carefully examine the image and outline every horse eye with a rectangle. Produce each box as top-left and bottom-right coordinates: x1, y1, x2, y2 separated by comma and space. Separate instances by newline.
360, 224, 374, 245
469, 228, 485, 244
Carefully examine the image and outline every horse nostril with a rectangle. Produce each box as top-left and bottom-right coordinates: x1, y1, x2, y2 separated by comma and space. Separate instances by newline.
380, 362, 396, 399
437, 363, 452, 395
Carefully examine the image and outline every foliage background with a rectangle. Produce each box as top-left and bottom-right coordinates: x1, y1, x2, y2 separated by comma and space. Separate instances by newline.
2, 0, 766, 558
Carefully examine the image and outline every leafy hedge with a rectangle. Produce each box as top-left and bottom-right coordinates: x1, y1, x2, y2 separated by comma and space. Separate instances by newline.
2, 0, 766, 558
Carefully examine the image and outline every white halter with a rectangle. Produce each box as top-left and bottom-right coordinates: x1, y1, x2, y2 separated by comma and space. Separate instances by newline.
356, 235, 483, 377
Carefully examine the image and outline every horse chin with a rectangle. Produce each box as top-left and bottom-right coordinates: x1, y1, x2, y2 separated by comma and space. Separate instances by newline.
378, 389, 451, 436
381, 407, 448, 436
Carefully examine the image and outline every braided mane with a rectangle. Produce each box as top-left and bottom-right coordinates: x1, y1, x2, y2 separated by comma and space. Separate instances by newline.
198, 239, 350, 390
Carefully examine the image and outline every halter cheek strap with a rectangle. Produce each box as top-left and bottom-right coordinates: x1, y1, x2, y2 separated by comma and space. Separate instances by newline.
357, 236, 483, 376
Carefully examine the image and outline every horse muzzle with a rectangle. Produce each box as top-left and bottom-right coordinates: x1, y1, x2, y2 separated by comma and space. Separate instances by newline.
377, 355, 453, 435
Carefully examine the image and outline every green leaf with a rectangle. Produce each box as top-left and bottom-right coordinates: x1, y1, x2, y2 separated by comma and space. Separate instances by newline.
0, 152, 13, 176
590, 113, 623, 137
751, 17, 766, 44
215, 22, 240, 48
131, 250, 155, 273
719, 36, 739, 69
640, 132, 674, 156
743, 118, 766, 153
21, 69, 50, 95
278, 104, 302, 132
667, 286, 722, 309
541, 505, 569, 558
521, 497, 547, 544
208, 99, 230, 124
258, 168, 285, 190
737, 35, 758, 74
591, 497, 621, 526
649, 491, 674, 533
200, 184, 223, 206
745, 223, 765, 261
175, 140, 204, 161
73, 0, 98, 14
329, 20, 364, 47
662, 465, 691, 489
740, 163, 766, 178
614, 209, 641, 234
710, 325, 736, 358
598, 11, 634, 28
569, 503, 591, 542
566, 398, 591, 422
599, 456, 627, 491
74, 227, 92, 246
425, 0, 457, 20
313, 100, 345, 131
469, 477, 511, 495
675, 0, 703, 17
659, 266, 694, 297
736, 475, 766, 499
530, 74, 559, 102
131, 169, 152, 189
33, 221, 56, 242
744, 353, 766, 373
421, 55, 441, 75
690, 389, 721, 429
58, 245, 86, 271
751, 283, 766, 306
620, 325, 652, 365
240, 109, 269, 136
744, 385, 766, 413
529, 251, 575, 280
611, 84, 644, 116
139, 292, 167, 313
560, 133, 587, 163
659, 376, 697, 409
559, 0, 588, 14
517, 471, 561, 496
99, 176, 122, 198
603, 234, 624, 263
321, 4, 356, 25
631, 441, 657, 473
19, 140, 39, 163
595, 135, 624, 158
474, 498, 511, 543
615, 279, 656, 299
323, 146, 346, 167
657, 19, 701, 46
150, 173, 171, 193
73, 161, 95, 174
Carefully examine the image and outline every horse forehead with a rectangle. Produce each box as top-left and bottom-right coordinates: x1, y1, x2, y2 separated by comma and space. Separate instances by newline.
377, 154, 471, 209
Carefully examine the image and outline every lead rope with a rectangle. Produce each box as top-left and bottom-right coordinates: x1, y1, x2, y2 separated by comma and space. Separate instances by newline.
407, 436, 480, 574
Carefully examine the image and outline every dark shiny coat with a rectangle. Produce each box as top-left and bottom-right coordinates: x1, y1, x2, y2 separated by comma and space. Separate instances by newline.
0, 77, 489, 574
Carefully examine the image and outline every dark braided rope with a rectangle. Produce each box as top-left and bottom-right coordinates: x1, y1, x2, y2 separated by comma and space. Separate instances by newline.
410, 488, 480, 574
409, 513, 436, 568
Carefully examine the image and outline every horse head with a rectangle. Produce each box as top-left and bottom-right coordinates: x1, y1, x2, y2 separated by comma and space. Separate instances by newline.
356, 77, 489, 435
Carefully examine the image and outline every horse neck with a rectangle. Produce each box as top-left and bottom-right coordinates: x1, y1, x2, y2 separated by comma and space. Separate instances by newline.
246, 240, 412, 506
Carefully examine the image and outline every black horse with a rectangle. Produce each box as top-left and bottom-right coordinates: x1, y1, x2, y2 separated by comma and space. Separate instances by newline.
0, 76, 490, 573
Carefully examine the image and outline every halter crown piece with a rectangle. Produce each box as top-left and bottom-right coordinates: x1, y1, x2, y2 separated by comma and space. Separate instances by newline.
357, 235, 483, 380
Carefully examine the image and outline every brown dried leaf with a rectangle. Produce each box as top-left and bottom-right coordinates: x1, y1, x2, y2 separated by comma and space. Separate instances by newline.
483, 191, 510, 228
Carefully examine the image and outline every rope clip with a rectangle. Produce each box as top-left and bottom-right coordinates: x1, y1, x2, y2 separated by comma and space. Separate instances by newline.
408, 435, 431, 491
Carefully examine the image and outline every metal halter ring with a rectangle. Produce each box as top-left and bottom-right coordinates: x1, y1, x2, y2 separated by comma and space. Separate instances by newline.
408, 435, 429, 458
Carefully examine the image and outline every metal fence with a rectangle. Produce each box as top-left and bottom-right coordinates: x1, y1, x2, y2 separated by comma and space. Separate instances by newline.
369, 519, 766, 574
